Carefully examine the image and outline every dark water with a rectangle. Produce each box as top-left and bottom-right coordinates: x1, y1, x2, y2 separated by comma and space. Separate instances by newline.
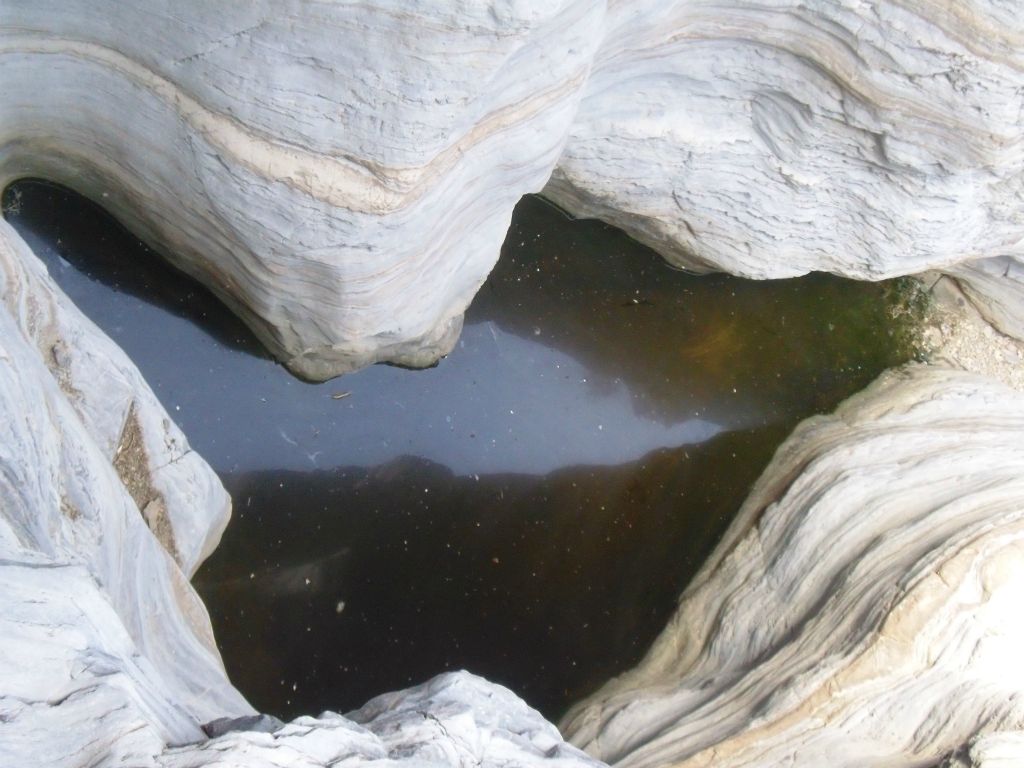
3, 179, 920, 720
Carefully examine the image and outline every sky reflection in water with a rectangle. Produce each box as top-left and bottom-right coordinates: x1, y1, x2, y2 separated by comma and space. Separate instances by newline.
4, 180, 916, 720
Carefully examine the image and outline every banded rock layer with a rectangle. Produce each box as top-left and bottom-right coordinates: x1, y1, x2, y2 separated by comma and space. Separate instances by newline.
0, 0, 604, 378
561, 364, 1024, 767
3, 0, 1023, 376
547, 1, 1024, 281
3, 1, 1024, 766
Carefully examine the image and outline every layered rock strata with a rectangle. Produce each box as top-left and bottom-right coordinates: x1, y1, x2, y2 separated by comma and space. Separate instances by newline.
0, 1, 604, 378
3, 1, 1024, 765
561, 364, 1024, 767
0, 215, 250, 754
546, 2, 1024, 282
3, 1, 1023, 377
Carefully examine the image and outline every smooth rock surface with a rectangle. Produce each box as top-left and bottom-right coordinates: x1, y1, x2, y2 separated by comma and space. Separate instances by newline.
3, 2, 1024, 764
5, 178, 926, 722
561, 364, 1024, 767
3, 1, 1024, 376
0, 216, 251, 753
950, 256, 1024, 343
4, 202, 1024, 766
0, 0, 603, 378
546, 1, 1024, 280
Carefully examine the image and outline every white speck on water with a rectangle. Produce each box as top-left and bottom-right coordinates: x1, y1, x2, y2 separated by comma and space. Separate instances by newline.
335, 600, 346, 614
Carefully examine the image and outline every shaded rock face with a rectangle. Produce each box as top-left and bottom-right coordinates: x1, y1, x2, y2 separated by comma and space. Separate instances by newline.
952, 257, 1024, 343
2, 0, 1023, 377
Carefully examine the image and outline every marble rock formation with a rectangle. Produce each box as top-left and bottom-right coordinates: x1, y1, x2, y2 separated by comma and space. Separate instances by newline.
3, 1, 1024, 766
561, 364, 1024, 768
0, 215, 250, 755
0, 0, 604, 379
0, 217, 603, 767
3, 1, 1023, 377
951, 256, 1024, 343
546, 1, 1024, 283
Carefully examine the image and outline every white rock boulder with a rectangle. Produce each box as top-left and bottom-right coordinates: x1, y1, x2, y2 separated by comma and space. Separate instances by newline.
547, 1, 1024, 281
3, 1, 1023, 376
561, 364, 1024, 767
0, 0, 604, 378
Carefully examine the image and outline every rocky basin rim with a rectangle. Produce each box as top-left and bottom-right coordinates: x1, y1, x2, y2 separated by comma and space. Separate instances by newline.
5, 177, 939, 723
1, 2, 1023, 767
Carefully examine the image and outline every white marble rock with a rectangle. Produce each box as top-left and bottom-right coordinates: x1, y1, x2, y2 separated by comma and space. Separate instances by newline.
2, 1, 1024, 766
3, 1, 1023, 376
950, 256, 1024, 343
547, 1, 1024, 282
561, 364, 1024, 768
0, 0, 604, 379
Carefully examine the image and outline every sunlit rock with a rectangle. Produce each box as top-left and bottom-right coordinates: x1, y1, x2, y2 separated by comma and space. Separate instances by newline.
0, 217, 249, 750
561, 364, 1024, 768
3, 1, 1023, 376
546, 2, 1024, 282
0, 0, 604, 378
2, 1, 1024, 765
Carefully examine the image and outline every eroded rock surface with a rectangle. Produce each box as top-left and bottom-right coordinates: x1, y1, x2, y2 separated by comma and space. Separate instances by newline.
0, 216, 250, 755
561, 364, 1024, 767
3, 1, 1023, 376
0, 0, 603, 378
547, 2, 1024, 281
3, 2, 1024, 765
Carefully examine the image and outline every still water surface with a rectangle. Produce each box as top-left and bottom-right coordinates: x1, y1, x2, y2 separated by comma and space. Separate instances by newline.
4, 179, 919, 720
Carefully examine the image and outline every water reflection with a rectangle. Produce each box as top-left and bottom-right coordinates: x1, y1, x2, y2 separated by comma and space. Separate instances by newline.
3, 180, 918, 719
